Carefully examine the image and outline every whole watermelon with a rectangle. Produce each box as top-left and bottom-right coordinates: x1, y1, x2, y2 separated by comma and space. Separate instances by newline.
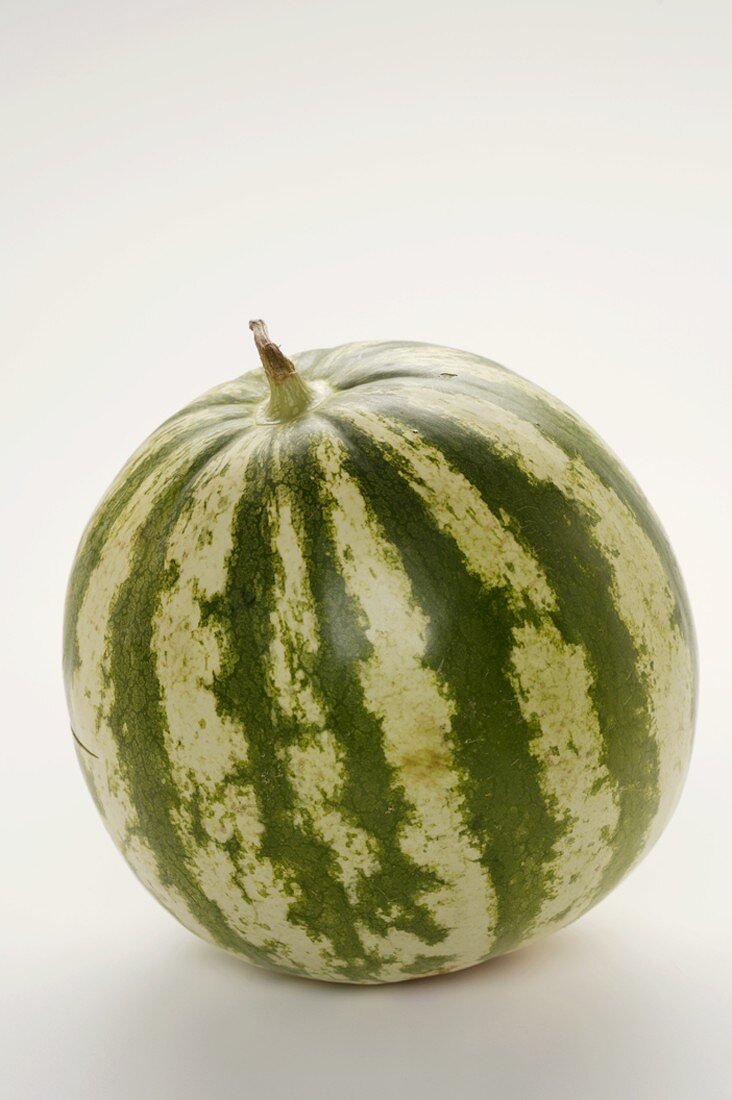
64, 322, 696, 983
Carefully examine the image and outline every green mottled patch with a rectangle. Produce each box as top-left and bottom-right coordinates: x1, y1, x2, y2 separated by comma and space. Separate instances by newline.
403, 954, 456, 977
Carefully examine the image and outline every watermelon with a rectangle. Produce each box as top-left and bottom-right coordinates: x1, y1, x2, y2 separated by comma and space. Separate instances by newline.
63, 321, 696, 983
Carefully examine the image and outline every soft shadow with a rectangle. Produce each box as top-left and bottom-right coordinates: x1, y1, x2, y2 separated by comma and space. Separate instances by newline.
25, 923, 728, 1099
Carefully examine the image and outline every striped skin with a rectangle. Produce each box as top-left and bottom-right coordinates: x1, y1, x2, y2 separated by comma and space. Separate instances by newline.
64, 340, 696, 983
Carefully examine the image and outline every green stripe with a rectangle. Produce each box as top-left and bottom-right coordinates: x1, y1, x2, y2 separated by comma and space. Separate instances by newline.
327, 413, 564, 955
341, 394, 661, 905
423, 366, 694, 650
63, 414, 246, 679
101, 426, 299, 974
205, 428, 383, 980
288, 426, 454, 970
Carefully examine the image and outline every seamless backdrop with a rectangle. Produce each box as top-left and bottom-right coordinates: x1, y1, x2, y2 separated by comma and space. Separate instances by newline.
2, 3, 731, 1098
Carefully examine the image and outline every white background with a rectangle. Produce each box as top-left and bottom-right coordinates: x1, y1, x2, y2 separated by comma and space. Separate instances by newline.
2, 3, 731, 1097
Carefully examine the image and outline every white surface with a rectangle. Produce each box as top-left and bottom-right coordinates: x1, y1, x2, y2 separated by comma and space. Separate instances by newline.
2, 3, 730, 1097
